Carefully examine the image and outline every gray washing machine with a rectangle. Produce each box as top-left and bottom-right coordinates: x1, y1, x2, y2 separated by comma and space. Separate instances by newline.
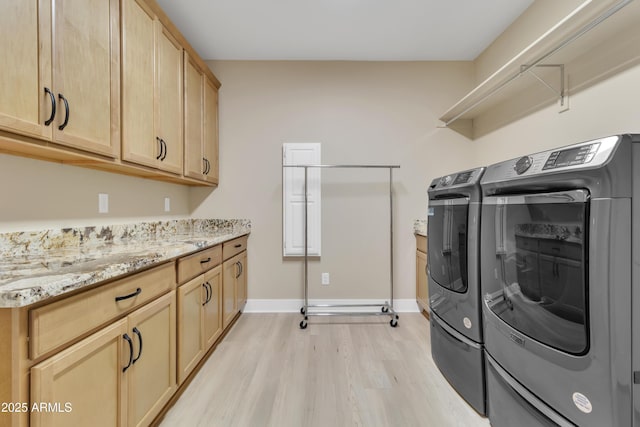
427, 167, 486, 415
480, 134, 640, 427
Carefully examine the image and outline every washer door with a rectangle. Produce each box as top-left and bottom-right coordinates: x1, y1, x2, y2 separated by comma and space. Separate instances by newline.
482, 189, 588, 355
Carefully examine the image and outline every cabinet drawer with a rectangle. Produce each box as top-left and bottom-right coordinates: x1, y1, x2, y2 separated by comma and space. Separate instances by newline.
539, 239, 582, 260
177, 245, 222, 284
222, 235, 248, 261
29, 262, 175, 360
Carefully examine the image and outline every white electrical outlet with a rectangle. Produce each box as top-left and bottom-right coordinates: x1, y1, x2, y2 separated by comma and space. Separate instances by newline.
321, 273, 330, 285
98, 193, 109, 214
164, 197, 171, 212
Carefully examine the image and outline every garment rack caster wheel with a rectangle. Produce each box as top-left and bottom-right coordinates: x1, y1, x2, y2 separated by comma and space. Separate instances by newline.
300, 307, 306, 315
381, 306, 389, 313
299, 320, 307, 329
390, 316, 398, 327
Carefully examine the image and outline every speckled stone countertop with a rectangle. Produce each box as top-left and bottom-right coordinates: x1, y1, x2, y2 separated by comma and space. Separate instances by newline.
414, 220, 427, 237
0, 219, 250, 308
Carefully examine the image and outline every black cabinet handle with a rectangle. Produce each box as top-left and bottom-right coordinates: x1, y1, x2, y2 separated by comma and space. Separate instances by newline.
123, 333, 134, 372
234, 244, 242, 248
202, 282, 209, 306
44, 88, 56, 126
115, 287, 142, 302
239, 261, 243, 276
200, 257, 211, 264
58, 93, 69, 130
160, 139, 167, 161
156, 137, 163, 160
235, 261, 241, 279
202, 157, 207, 174
207, 282, 213, 303
202, 158, 210, 175
132, 327, 143, 364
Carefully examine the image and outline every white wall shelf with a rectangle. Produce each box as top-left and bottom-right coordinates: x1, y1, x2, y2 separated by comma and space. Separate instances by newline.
439, 0, 637, 139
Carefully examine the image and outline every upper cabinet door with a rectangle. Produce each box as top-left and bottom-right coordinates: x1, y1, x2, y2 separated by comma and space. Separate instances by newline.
51, 0, 120, 158
203, 77, 219, 184
183, 53, 204, 180
0, 0, 52, 140
155, 23, 183, 174
121, 0, 156, 167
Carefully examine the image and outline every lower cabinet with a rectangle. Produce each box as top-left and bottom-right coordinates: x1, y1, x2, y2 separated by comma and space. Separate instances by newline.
177, 265, 222, 384
222, 251, 247, 329
30, 291, 177, 427
416, 234, 429, 317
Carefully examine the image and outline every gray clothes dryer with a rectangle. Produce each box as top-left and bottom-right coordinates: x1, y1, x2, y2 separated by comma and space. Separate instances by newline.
427, 167, 486, 415
479, 134, 640, 427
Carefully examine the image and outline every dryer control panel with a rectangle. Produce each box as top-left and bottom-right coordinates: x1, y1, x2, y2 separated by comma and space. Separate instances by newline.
481, 136, 620, 184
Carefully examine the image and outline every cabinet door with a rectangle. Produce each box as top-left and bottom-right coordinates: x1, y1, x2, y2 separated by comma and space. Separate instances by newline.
0, 0, 52, 140
177, 275, 205, 384
184, 53, 204, 179
236, 251, 247, 313
155, 23, 183, 174
121, 0, 156, 167
203, 77, 219, 183
203, 265, 222, 350
222, 256, 239, 329
30, 319, 128, 427
51, 0, 119, 157
416, 249, 428, 313
127, 292, 176, 427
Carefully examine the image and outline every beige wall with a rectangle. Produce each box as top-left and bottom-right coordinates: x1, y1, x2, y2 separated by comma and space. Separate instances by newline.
471, 61, 640, 166
193, 60, 475, 302
0, 154, 191, 232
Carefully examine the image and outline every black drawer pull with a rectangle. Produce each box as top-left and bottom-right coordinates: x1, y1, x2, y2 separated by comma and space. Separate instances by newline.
234, 244, 242, 248
132, 327, 143, 364
160, 139, 167, 161
123, 333, 134, 372
200, 257, 212, 264
58, 93, 69, 130
115, 287, 142, 302
44, 87, 56, 126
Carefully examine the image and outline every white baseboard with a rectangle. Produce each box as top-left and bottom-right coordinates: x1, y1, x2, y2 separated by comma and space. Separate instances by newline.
244, 299, 420, 313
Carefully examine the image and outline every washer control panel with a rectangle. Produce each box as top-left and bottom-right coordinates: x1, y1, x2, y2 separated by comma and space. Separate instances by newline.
542, 142, 600, 170
481, 136, 620, 184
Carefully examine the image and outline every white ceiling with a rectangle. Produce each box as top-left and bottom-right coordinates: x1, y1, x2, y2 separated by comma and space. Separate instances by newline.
156, 0, 534, 61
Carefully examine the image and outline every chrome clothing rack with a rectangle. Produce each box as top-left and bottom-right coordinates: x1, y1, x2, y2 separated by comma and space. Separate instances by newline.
282, 164, 400, 328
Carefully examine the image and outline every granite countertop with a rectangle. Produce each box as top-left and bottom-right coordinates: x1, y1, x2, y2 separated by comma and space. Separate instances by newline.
414, 220, 427, 237
0, 219, 250, 308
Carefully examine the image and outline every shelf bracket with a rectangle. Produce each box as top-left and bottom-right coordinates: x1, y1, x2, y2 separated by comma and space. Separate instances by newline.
520, 64, 566, 108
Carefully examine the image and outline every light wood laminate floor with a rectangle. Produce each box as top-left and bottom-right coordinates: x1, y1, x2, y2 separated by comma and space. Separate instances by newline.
160, 313, 490, 427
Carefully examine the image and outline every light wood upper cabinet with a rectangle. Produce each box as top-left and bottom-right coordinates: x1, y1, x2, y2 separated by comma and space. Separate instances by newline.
30, 319, 128, 427
0, 0, 51, 140
0, 0, 119, 157
155, 24, 184, 174
184, 54, 205, 179
184, 54, 219, 184
122, 0, 183, 174
51, 0, 120, 157
203, 77, 219, 183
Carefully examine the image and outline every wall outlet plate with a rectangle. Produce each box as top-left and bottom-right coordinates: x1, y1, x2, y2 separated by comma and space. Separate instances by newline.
164, 197, 171, 212
98, 193, 109, 214
321, 273, 330, 285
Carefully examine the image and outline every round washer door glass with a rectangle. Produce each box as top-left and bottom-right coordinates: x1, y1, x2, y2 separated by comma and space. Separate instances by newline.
481, 190, 589, 355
